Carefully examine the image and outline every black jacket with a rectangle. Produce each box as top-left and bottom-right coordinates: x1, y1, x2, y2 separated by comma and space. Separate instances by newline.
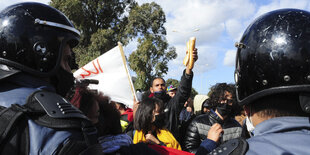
184, 111, 242, 153
162, 70, 193, 142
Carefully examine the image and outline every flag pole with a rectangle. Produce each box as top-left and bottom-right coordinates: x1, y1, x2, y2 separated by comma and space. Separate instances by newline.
118, 42, 137, 106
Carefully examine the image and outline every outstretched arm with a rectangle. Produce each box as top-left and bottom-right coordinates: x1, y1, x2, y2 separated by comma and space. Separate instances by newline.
171, 48, 198, 107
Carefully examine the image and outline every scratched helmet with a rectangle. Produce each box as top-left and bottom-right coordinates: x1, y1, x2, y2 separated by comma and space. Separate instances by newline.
235, 8, 310, 106
0, 2, 80, 78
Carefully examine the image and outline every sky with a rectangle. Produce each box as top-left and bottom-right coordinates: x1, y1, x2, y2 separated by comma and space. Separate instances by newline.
1, 0, 310, 94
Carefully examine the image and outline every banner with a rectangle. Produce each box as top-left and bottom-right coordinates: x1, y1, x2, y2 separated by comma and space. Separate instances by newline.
74, 42, 136, 108
148, 144, 194, 155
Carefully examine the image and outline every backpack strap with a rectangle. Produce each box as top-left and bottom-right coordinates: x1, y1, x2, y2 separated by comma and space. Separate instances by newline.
208, 138, 248, 155
0, 104, 26, 145
0, 104, 29, 154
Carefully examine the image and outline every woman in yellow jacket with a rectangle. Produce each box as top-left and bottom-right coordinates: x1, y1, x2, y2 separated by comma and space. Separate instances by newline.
133, 98, 181, 150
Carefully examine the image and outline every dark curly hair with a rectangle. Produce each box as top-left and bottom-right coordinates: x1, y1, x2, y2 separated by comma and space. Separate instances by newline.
209, 83, 235, 104
208, 83, 241, 116
70, 87, 122, 136
97, 96, 122, 136
70, 87, 98, 118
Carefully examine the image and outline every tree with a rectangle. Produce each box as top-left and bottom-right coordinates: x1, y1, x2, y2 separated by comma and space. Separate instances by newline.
128, 3, 177, 91
50, 0, 136, 67
129, 36, 176, 90
190, 88, 198, 99
50, 1, 176, 91
166, 78, 179, 88
50, 0, 135, 47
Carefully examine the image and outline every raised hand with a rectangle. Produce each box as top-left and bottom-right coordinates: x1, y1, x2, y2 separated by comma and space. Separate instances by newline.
207, 123, 223, 143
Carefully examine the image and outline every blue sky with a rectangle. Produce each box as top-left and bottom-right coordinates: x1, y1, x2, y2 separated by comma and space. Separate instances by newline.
2, 0, 310, 94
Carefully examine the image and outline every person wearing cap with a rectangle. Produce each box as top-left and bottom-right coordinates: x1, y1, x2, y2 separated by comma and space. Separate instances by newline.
148, 49, 198, 143
167, 85, 177, 98
198, 8, 310, 155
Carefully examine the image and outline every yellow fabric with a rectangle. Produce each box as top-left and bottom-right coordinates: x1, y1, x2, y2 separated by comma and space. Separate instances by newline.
133, 129, 181, 150
120, 120, 129, 132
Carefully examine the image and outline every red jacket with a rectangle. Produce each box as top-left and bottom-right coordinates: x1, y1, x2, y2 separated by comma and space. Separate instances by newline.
121, 108, 133, 122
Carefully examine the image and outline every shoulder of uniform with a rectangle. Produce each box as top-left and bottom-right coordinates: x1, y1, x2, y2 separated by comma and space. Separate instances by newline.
28, 90, 88, 120
208, 138, 248, 155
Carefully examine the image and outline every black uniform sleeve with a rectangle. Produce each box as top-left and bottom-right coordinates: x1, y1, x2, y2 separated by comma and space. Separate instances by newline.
169, 69, 193, 114
165, 69, 193, 140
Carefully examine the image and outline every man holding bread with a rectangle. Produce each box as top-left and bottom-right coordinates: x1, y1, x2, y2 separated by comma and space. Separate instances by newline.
149, 37, 198, 143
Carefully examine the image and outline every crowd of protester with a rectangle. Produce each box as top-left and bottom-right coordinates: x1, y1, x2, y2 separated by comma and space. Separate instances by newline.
67, 76, 245, 154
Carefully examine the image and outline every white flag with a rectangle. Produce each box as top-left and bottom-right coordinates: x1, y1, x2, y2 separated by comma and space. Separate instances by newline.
74, 42, 136, 108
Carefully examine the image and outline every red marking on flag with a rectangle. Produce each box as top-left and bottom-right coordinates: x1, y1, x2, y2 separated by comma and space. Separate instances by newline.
97, 59, 103, 73
80, 59, 103, 78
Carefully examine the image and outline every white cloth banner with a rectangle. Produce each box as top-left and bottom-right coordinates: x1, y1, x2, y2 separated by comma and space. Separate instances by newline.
74, 43, 136, 108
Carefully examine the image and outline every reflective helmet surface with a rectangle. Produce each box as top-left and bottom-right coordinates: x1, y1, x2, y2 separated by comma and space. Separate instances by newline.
0, 2, 80, 77
235, 9, 310, 106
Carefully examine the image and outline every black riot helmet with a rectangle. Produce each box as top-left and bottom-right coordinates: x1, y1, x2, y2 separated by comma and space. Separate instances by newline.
0, 2, 80, 78
235, 8, 310, 106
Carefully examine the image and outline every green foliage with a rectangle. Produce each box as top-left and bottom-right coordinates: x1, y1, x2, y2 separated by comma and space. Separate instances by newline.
166, 78, 179, 88
50, 0, 176, 91
191, 88, 198, 99
50, 0, 135, 47
50, 0, 136, 67
129, 35, 176, 90
127, 2, 177, 91
125, 2, 166, 36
